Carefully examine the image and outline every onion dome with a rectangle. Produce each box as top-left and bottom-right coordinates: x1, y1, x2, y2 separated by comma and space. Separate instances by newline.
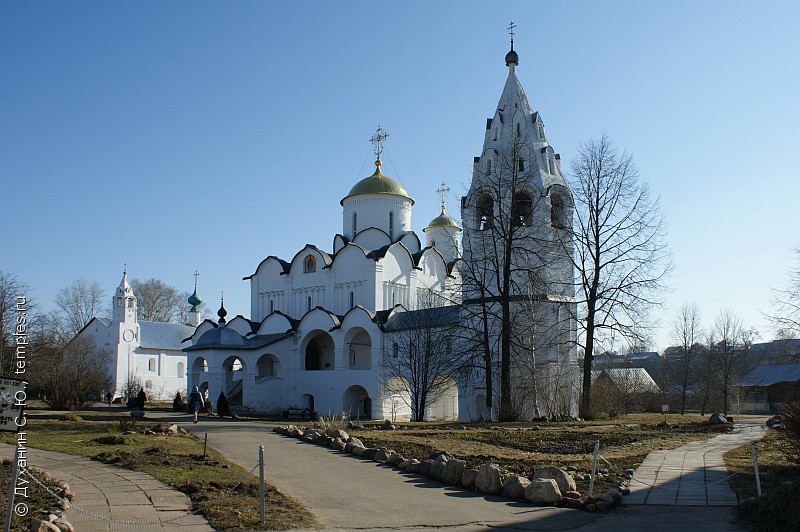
425, 211, 461, 231
505, 48, 519, 67
340, 161, 414, 205
217, 295, 227, 325
188, 289, 202, 312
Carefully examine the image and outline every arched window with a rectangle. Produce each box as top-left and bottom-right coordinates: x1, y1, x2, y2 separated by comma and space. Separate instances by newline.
307, 296, 312, 312
551, 194, 566, 229
518, 158, 525, 172
304, 255, 316, 273
486, 159, 492, 175
431, 240, 436, 247
145, 380, 152, 389
516, 123, 521, 137
117, 297, 123, 307
548, 158, 554, 174
389, 211, 394, 240
512, 192, 533, 227
269, 299, 274, 313
352, 212, 358, 234
177, 362, 185, 377
476, 193, 493, 231
349, 291, 355, 309
148, 358, 156, 372
126, 298, 134, 308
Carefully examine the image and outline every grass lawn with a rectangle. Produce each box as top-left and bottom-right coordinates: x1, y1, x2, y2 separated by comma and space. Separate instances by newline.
1, 461, 65, 532
724, 428, 800, 530
0, 412, 317, 530
340, 413, 731, 495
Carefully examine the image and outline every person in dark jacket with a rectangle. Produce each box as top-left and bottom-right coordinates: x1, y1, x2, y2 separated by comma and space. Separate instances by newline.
135, 388, 147, 410
188, 386, 205, 423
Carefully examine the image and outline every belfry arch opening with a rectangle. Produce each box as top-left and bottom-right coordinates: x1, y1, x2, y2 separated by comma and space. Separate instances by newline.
345, 328, 372, 370
512, 192, 533, 227
222, 355, 246, 406
475, 193, 493, 231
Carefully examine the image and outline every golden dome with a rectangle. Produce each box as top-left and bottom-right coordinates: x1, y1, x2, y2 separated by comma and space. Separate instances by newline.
341, 162, 414, 205
425, 211, 461, 231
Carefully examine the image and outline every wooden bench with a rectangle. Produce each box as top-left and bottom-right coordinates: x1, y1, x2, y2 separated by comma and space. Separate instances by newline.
282, 407, 316, 421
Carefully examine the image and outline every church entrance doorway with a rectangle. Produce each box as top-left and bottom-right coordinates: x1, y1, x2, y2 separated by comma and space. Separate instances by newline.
222, 356, 246, 406
427, 377, 459, 421
190, 357, 208, 395
343, 385, 371, 420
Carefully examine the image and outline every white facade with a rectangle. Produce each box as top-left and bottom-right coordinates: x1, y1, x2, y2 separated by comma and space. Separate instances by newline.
184, 43, 578, 421
77, 272, 194, 401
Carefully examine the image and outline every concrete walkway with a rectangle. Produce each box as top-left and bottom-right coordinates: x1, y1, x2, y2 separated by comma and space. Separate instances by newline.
0, 443, 212, 531
626, 417, 769, 506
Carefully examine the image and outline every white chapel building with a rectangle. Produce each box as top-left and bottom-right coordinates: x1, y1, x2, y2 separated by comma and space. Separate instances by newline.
184, 41, 579, 420
77, 271, 198, 401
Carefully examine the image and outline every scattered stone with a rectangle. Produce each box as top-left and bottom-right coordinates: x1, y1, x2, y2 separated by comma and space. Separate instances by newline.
419, 459, 434, 476
406, 460, 421, 473
605, 489, 623, 503
362, 448, 378, 460
51, 519, 75, 532
347, 421, 365, 430
503, 475, 531, 499
303, 428, 322, 442
441, 459, 466, 485
429, 455, 449, 481
347, 436, 365, 448
595, 500, 611, 512
30, 521, 60, 532
288, 427, 302, 438
564, 490, 582, 499
524, 478, 562, 504
46, 514, 60, 523
475, 463, 502, 494
619, 486, 630, 495
563, 497, 585, 510
344, 442, 355, 453
332, 438, 346, 451
352, 445, 367, 457
461, 468, 479, 489
151, 423, 178, 435
598, 493, 614, 505
374, 448, 392, 462
388, 453, 405, 467
531, 466, 576, 494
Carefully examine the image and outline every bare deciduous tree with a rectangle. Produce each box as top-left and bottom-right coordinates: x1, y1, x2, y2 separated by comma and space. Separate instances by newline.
54, 279, 106, 338
671, 303, 702, 415
567, 133, 672, 419
769, 249, 800, 345
30, 334, 112, 410
0, 271, 33, 375
382, 304, 462, 422
131, 278, 182, 323
709, 309, 756, 416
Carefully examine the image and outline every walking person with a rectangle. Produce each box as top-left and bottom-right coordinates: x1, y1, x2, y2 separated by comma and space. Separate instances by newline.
188, 386, 204, 423
106, 391, 113, 407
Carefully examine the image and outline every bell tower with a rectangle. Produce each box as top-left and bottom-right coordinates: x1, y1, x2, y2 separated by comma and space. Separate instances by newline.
112, 267, 137, 324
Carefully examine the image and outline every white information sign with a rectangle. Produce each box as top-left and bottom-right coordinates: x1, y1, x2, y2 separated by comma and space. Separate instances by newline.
661, 404, 669, 413
0, 376, 27, 433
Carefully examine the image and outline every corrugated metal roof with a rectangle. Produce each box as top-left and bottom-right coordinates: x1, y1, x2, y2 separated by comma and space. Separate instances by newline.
741, 364, 800, 387
139, 321, 195, 350
384, 306, 460, 331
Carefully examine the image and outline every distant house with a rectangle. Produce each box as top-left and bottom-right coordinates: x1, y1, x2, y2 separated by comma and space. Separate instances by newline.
739, 363, 800, 414
590, 368, 661, 414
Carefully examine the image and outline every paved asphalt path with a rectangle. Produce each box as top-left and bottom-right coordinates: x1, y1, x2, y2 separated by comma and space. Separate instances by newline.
143, 413, 754, 531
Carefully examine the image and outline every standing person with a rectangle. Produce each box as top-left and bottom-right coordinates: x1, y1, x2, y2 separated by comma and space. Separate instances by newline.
188, 386, 204, 423
136, 388, 147, 410
106, 391, 113, 407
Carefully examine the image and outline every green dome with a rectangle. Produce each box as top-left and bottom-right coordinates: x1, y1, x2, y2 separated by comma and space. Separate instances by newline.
188, 289, 202, 310
341, 163, 414, 205
425, 212, 461, 231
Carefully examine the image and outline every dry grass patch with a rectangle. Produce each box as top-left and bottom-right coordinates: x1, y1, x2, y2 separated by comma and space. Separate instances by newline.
0, 413, 317, 530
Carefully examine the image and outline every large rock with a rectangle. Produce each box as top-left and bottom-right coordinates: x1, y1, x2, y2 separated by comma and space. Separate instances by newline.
347, 436, 365, 448
709, 412, 728, 424
406, 460, 421, 473
503, 475, 531, 499
461, 468, 479, 489
332, 438, 346, 451
429, 455, 449, 481
51, 519, 75, 532
475, 463, 502, 494
388, 453, 405, 467
30, 522, 60, 532
303, 428, 322, 442
530, 466, 576, 494
288, 427, 303, 438
374, 448, 393, 462
362, 448, 379, 460
152, 423, 178, 435
441, 459, 466, 485
524, 478, 562, 504
331, 429, 349, 441
351, 445, 367, 457
419, 459, 434, 476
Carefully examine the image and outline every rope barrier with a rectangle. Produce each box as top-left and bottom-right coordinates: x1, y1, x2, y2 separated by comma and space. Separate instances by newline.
20, 461, 260, 526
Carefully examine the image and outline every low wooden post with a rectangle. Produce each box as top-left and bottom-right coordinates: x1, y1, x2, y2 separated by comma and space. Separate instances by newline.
259, 445, 266, 526
203, 433, 208, 463
3, 446, 20, 532
588, 439, 600, 499
752, 442, 762, 497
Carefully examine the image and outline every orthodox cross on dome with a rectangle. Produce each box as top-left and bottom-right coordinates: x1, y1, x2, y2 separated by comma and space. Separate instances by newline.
123, 262, 127, 275
369, 126, 389, 164
436, 182, 450, 214
508, 20, 516, 50
193, 270, 199, 290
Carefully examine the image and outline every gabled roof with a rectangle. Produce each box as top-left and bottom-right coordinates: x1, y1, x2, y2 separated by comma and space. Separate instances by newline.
741, 364, 800, 387
591, 368, 661, 394
184, 328, 292, 352
139, 321, 196, 350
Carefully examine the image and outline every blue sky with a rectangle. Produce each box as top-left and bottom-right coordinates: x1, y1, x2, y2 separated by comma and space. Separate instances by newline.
2, 1, 798, 350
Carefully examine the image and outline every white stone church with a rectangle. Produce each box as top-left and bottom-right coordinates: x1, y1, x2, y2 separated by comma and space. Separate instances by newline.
183, 41, 579, 421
